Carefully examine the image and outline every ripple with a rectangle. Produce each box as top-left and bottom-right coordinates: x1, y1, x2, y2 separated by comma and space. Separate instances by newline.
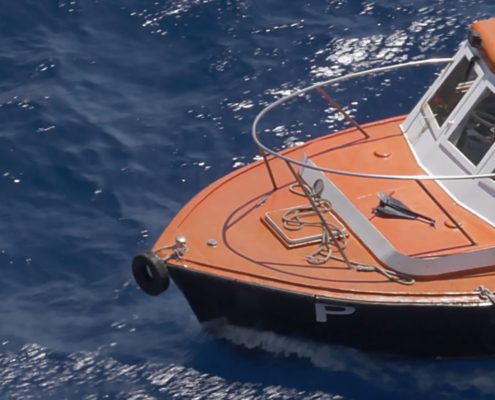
0, 344, 343, 400
210, 324, 495, 400
3, 1, 495, 399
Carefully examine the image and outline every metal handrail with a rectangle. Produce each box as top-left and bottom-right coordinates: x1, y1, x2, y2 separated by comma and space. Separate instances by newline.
252, 58, 495, 182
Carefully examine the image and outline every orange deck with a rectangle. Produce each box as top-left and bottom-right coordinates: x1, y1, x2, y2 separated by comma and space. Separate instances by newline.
154, 116, 495, 305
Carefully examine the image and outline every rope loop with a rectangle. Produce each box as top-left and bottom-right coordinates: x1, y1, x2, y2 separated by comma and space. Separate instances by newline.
285, 183, 348, 265
287, 183, 415, 285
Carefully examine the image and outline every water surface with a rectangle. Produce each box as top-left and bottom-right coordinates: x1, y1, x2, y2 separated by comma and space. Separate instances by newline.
2, 1, 495, 399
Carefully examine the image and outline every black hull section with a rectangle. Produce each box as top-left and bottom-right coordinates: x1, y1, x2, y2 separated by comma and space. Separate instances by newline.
169, 266, 495, 356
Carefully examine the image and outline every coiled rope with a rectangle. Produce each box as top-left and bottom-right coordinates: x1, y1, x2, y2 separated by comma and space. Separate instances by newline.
286, 183, 415, 285
283, 183, 348, 265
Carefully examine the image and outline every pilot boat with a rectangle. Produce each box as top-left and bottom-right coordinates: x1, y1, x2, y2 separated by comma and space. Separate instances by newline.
133, 19, 495, 355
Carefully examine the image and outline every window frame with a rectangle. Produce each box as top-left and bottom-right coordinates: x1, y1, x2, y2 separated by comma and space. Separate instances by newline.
444, 87, 495, 169
421, 52, 483, 140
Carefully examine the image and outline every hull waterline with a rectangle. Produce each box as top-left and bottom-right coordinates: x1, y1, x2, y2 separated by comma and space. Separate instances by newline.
169, 266, 495, 356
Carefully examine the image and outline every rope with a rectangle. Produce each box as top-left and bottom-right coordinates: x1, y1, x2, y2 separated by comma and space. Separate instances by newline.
477, 285, 495, 304
356, 264, 415, 285
287, 183, 415, 285
284, 183, 347, 265
155, 240, 188, 262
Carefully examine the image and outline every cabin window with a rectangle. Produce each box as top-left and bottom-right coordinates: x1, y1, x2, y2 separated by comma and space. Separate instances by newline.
427, 57, 478, 127
449, 90, 495, 165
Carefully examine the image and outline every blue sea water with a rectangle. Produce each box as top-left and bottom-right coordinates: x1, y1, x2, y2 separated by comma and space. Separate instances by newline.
2, 0, 495, 399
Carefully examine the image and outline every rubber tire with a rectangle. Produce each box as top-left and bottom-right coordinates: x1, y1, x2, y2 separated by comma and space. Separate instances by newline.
132, 251, 170, 296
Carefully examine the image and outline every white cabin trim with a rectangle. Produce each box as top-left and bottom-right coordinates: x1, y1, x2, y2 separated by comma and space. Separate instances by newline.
402, 41, 495, 226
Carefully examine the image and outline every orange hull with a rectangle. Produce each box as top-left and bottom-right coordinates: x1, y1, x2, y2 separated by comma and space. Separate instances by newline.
153, 116, 495, 306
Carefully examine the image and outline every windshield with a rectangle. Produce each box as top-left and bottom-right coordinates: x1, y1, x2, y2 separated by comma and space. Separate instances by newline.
427, 57, 478, 127
449, 89, 495, 165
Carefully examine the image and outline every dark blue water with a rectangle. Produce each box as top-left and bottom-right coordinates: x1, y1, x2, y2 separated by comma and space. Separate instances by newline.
2, 1, 495, 399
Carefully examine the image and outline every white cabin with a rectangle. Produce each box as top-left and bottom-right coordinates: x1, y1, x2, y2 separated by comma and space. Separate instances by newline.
402, 19, 495, 226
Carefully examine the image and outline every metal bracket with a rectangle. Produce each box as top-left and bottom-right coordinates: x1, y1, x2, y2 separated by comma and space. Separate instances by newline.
156, 235, 188, 262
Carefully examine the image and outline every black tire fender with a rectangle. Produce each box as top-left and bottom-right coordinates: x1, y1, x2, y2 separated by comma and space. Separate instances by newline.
132, 251, 170, 296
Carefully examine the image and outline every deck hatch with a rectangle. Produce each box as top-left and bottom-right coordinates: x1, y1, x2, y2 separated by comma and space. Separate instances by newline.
262, 206, 347, 248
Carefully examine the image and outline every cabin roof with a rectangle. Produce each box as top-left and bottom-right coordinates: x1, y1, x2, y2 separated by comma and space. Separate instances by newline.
471, 18, 495, 72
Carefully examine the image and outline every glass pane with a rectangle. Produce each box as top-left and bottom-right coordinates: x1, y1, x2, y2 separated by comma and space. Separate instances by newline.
427, 57, 478, 127
449, 90, 495, 165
